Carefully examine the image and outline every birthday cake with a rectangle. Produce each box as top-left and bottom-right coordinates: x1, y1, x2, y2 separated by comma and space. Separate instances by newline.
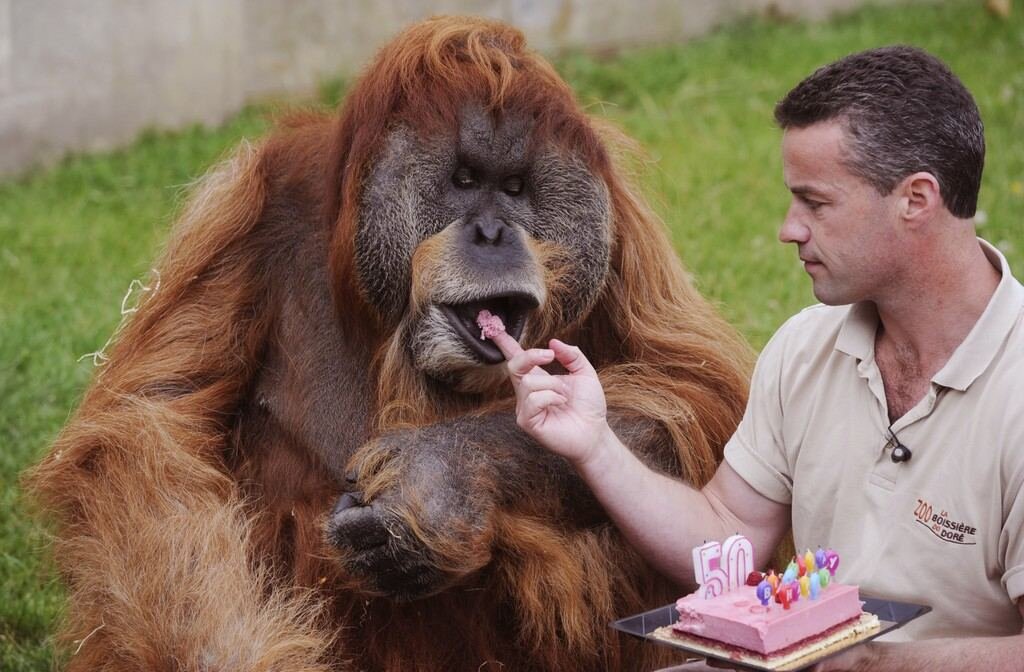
653, 536, 879, 670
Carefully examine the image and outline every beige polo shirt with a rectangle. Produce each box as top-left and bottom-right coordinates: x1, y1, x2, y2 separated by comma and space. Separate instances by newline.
725, 239, 1024, 640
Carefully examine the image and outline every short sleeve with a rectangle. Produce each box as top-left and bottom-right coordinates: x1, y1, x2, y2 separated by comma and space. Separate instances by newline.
724, 321, 796, 505
1001, 457, 1024, 601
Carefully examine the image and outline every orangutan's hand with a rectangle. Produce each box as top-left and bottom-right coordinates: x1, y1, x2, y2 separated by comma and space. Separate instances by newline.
326, 431, 494, 601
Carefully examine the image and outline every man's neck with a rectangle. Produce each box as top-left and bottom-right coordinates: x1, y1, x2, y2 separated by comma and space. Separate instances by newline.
872, 236, 1000, 400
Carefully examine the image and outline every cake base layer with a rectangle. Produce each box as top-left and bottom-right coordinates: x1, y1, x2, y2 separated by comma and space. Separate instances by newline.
652, 611, 880, 671
672, 583, 864, 653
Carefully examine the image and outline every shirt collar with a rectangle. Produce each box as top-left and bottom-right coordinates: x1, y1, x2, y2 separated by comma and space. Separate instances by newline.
835, 301, 878, 361
835, 238, 1024, 391
932, 238, 1024, 390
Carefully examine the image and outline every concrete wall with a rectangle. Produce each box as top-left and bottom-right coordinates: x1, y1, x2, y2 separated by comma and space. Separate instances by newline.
1, 0, 903, 178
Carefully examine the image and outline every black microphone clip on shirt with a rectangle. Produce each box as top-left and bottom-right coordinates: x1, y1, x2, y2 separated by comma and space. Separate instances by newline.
887, 426, 913, 463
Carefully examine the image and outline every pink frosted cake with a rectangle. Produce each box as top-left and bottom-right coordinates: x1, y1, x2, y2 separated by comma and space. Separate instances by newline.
653, 537, 879, 669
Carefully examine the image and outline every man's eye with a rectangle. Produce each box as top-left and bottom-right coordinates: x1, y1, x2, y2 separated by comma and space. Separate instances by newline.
803, 198, 824, 211
503, 175, 524, 196
452, 167, 476, 189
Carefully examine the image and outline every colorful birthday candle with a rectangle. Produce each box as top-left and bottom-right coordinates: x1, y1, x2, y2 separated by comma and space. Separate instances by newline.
817, 567, 830, 589
815, 547, 828, 572
756, 579, 773, 606
824, 549, 840, 577
799, 574, 810, 598
804, 549, 817, 573
796, 554, 807, 577
810, 571, 821, 599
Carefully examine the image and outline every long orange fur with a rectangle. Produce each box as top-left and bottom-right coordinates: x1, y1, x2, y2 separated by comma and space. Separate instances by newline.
28, 16, 754, 672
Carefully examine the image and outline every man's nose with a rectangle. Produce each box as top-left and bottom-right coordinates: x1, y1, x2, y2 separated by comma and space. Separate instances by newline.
778, 204, 810, 244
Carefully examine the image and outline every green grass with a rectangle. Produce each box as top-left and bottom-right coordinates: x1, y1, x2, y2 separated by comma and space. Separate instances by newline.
1, 1, 1021, 668
556, 3, 1024, 342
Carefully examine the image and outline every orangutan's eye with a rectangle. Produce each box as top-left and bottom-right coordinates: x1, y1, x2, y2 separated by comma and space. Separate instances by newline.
503, 175, 524, 196
452, 166, 477, 189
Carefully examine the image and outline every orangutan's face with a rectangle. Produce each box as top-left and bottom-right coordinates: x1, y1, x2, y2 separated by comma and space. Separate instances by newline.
356, 105, 612, 384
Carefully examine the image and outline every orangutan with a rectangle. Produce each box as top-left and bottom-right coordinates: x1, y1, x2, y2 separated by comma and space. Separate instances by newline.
28, 16, 752, 672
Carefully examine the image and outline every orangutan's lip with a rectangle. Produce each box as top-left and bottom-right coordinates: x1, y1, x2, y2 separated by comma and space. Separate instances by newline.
441, 292, 538, 364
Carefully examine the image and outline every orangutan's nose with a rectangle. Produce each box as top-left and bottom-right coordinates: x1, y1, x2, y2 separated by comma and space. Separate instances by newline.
331, 492, 363, 515
473, 214, 506, 245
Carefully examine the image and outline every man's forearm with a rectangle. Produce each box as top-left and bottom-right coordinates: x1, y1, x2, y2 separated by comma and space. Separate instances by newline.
817, 633, 1024, 672
573, 428, 774, 588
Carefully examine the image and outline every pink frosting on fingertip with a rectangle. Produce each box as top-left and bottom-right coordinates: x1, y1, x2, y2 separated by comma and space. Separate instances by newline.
476, 310, 506, 340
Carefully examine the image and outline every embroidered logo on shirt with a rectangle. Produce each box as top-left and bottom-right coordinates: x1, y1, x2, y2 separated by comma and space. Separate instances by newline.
913, 499, 977, 545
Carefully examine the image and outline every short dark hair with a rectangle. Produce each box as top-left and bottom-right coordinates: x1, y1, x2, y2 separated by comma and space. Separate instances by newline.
775, 46, 984, 218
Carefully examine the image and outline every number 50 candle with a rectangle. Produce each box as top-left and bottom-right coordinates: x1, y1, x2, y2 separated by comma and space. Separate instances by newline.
692, 535, 754, 599
692, 541, 726, 599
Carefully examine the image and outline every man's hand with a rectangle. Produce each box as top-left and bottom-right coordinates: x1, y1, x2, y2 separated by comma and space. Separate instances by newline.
666, 645, 878, 672
495, 335, 613, 467
489, 330, 789, 588
807, 643, 878, 671
810, 606, 1024, 672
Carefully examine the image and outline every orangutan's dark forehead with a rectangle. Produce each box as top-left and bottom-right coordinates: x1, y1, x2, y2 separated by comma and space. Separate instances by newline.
457, 105, 531, 171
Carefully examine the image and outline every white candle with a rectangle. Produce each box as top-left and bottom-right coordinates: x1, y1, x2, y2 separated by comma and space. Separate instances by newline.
691, 541, 727, 599
721, 534, 754, 591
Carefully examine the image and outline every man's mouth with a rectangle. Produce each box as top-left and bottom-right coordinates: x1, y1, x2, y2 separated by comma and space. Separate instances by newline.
440, 293, 539, 364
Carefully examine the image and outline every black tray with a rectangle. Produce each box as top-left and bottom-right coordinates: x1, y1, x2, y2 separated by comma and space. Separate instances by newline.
610, 597, 931, 671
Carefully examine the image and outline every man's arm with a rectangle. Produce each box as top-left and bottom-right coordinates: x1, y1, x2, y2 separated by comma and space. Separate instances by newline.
578, 429, 790, 586
813, 599, 1024, 672
503, 337, 790, 587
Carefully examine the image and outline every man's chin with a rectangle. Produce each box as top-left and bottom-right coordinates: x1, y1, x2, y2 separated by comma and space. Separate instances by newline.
810, 284, 857, 307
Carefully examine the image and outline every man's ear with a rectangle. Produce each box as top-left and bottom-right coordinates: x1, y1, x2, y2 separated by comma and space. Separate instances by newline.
897, 171, 943, 228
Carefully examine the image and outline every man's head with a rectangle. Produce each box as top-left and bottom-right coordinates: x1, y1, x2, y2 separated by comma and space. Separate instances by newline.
774, 46, 985, 305
775, 45, 984, 219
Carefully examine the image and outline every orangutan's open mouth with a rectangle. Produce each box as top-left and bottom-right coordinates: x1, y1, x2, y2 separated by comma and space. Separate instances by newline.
441, 293, 538, 364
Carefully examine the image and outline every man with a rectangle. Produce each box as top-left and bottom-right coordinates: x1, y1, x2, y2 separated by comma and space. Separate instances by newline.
493, 46, 1024, 670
